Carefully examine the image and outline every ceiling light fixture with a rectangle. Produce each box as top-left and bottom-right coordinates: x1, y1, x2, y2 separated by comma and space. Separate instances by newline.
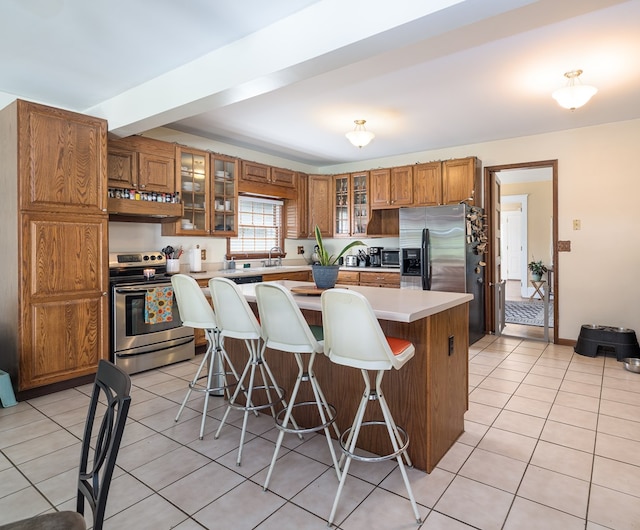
345, 119, 375, 148
552, 69, 597, 110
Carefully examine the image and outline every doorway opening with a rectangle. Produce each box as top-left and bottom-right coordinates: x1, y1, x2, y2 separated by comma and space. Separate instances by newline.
484, 161, 558, 343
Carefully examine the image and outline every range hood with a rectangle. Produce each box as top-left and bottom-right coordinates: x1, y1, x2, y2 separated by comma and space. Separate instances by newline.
107, 198, 183, 223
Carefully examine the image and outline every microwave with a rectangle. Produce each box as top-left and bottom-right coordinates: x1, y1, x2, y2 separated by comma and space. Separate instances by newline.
381, 248, 400, 268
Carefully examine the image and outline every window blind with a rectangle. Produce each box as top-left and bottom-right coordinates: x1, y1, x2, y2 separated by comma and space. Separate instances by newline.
229, 196, 283, 254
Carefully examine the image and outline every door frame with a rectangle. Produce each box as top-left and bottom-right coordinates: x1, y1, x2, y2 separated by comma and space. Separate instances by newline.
484, 160, 558, 343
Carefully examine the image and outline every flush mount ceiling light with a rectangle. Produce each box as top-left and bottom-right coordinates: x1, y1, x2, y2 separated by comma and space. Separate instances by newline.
552, 69, 598, 110
345, 119, 375, 148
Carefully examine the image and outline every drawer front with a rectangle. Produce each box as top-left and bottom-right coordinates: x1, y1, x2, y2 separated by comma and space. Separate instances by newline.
337, 270, 360, 285
359, 271, 400, 288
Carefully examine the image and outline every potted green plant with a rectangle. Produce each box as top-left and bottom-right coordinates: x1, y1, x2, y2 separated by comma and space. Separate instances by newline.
528, 260, 547, 281
312, 225, 364, 289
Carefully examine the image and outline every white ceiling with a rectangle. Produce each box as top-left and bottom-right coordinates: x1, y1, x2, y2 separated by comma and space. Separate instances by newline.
2, 0, 639, 168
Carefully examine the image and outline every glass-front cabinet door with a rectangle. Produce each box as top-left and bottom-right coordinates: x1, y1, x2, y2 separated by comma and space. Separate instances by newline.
334, 174, 350, 237
351, 171, 369, 235
211, 154, 238, 235
178, 147, 209, 235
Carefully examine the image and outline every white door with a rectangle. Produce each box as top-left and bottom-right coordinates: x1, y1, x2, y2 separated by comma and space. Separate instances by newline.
502, 211, 522, 280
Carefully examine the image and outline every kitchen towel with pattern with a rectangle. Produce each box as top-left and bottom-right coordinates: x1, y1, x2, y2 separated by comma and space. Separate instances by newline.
144, 286, 174, 324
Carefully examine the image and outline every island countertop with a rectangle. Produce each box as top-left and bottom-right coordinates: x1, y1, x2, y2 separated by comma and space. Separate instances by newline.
229, 280, 473, 323
205, 279, 472, 473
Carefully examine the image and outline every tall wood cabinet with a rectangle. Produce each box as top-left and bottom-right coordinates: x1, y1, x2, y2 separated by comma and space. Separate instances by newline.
308, 175, 333, 237
0, 100, 109, 393
286, 173, 309, 239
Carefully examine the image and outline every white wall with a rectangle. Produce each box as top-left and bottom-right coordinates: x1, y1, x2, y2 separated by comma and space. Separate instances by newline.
324, 118, 640, 341
111, 118, 640, 342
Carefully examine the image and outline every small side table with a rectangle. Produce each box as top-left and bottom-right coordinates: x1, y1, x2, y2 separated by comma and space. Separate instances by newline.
529, 280, 546, 300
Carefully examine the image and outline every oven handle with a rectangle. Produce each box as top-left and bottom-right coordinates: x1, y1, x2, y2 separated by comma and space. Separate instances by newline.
114, 284, 171, 295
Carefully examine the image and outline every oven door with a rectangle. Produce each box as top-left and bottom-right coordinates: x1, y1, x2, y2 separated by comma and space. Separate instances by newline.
112, 282, 193, 361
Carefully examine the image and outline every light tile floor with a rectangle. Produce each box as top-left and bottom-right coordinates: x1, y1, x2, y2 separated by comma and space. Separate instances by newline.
2, 335, 640, 529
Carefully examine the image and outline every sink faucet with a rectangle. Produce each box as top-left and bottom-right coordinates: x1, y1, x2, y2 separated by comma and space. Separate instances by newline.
267, 246, 283, 267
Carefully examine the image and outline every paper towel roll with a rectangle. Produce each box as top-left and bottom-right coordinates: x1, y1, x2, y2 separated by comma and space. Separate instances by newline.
190, 246, 202, 272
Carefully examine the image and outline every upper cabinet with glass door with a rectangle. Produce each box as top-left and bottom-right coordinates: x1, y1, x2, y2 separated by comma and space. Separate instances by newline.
334, 174, 350, 237
351, 171, 369, 235
333, 172, 369, 237
175, 146, 209, 235
211, 154, 238, 235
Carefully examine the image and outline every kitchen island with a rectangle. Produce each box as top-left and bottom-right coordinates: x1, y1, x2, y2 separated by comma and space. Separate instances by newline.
213, 280, 472, 473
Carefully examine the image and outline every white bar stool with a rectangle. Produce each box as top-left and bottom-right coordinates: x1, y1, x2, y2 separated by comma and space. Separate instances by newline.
209, 277, 288, 466
321, 288, 422, 527
255, 282, 341, 491
171, 274, 242, 440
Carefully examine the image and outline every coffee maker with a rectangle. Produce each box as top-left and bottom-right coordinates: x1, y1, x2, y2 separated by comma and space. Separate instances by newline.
368, 247, 383, 267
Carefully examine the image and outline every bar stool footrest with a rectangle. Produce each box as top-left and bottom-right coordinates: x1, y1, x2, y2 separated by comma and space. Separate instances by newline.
275, 401, 338, 435
189, 370, 238, 396
339, 421, 410, 463
229, 385, 285, 412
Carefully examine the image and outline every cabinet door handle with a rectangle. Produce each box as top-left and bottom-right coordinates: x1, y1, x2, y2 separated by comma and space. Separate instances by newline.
139, 184, 146, 189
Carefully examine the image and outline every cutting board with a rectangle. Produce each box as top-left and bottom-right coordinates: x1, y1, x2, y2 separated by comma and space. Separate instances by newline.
290, 286, 328, 296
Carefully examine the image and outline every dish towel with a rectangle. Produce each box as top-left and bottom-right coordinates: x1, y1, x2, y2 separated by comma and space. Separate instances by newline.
144, 286, 174, 324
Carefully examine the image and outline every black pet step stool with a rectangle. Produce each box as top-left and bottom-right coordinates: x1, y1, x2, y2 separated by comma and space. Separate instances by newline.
575, 325, 640, 361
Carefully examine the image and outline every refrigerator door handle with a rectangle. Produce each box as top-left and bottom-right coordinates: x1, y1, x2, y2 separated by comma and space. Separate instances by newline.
421, 228, 430, 290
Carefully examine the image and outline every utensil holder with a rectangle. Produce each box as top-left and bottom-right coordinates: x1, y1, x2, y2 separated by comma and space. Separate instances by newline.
166, 259, 180, 273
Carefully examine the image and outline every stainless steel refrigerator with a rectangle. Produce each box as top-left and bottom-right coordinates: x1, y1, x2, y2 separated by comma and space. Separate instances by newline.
400, 204, 485, 344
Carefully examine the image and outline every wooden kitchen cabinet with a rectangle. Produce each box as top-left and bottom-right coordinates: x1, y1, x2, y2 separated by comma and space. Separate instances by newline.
369, 166, 412, 209
286, 173, 310, 239
262, 270, 311, 282
163, 151, 239, 237
442, 156, 481, 206
239, 160, 297, 199
351, 171, 369, 236
107, 136, 175, 194
333, 171, 369, 237
173, 146, 210, 235
336, 270, 360, 286
0, 99, 109, 394
241, 160, 270, 185
359, 271, 400, 288
413, 162, 443, 206
308, 174, 333, 237
271, 166, 296, 188
20, 102, 107, 215
211, 154, 239, 235
411, 157, 481, 207
334, 174, 350, 237
21, 212, 109, 389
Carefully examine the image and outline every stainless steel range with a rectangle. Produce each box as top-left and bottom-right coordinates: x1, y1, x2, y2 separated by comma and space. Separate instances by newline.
109, 251, 194, 374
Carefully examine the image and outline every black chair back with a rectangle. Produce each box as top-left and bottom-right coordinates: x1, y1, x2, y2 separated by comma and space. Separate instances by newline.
0, 360, 131, 530
77, 360, 131, 530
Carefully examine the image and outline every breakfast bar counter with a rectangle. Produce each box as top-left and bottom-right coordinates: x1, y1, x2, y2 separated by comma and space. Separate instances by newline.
218, 280, 472, 473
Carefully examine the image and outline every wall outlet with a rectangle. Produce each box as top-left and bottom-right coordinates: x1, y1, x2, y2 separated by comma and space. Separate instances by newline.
200, 248, 206, 261
297, 246, 305, 254
558, 240, 571, 252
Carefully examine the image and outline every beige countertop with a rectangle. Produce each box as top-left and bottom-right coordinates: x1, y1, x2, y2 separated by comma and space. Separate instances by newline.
188, 264, 400, 281
204, 279, 472, 323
